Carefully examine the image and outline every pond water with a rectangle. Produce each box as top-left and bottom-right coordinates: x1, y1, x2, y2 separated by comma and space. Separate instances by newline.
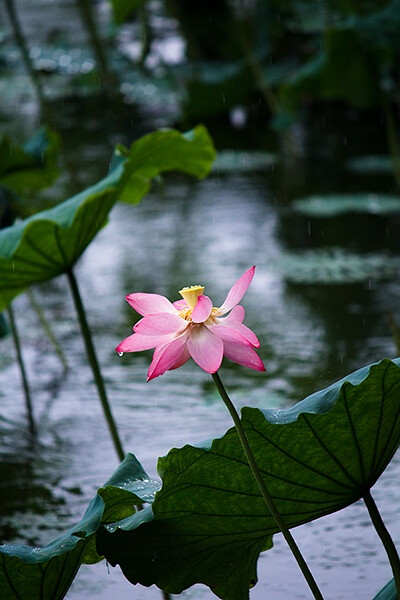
1, 1, 400, 599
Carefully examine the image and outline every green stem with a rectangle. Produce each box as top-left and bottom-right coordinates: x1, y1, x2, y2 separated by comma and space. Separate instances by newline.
66, 268, 124, 462
75, 0, 114, 87
4, 0, 44, 101
363, 489, 400, 598
381, 92, 400, 192
26, 288, 69, 371
7, 304, 36, 437
212, 371, 324, 600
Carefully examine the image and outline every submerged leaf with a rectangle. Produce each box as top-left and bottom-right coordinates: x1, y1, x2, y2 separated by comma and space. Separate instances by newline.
0, 454, 155, 600
278, 248, 398, 285
293, 193, 400, 216
98, 359, 400, 599
0, 126, 215, 310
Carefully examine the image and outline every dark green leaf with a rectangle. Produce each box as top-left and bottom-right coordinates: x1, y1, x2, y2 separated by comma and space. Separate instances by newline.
0, 126, 215, 310
280, 28, 378, 116
0, 454, 155, 600
0, 454, 152, 599
373, 579, 397, 600
0, 128, 59, 194
117, 126, 216, 204
98, 359, 400, 599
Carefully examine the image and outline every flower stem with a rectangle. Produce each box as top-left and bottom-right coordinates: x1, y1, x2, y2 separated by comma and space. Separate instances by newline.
212, 371, 324, 600
7, 304, 36, 437
27, 288, 69, 371
66, 268, 124, 462
363, 489, 400, 598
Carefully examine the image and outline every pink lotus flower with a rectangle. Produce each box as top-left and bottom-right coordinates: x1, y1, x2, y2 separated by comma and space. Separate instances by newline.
116, 266, 265, 381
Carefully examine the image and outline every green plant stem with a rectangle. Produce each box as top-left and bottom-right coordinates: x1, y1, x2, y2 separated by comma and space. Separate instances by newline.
4, 0, 44, 101
75, 0, 114, 87
26, 288, 69, 371
381, 92, 400, 192
66, 268, 124, 462
7, 304, 36, 437
363, 489, 400, 598
212, 371, 324, 600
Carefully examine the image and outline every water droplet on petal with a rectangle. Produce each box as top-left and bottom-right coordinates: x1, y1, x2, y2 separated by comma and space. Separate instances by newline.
118, 351, 124, 357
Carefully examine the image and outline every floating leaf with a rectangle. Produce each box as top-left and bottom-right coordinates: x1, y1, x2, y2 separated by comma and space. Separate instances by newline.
346, 155, 400, 175
293, 193, 400, 216
98, 359, 400, 599
0, 453, 155, 600
0, 128, 59, 194
278, 248, 398, 285
0, 126, 215, 310
212, 150, 278, 174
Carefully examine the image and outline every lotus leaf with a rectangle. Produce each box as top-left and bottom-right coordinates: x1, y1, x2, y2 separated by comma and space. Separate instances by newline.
0, 128, 59, 194
0, 453, 156, 600
98, 359, 400, 599
0, 126, 215, 310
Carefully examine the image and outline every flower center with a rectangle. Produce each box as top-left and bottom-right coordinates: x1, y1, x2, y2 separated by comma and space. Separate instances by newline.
179, 285, 204, 309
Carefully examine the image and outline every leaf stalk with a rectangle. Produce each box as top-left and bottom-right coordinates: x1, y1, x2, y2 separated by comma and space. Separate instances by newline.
66, 268, 124, 462
212, 371, 324, 600
363, 489, 400, 598
7, 304, 36, 437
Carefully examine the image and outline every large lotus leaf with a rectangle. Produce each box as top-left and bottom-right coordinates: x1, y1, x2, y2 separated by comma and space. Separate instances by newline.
280, 27, 378, 117
373, 579, 397, 600
0, 453, 157, 600
0, 128, 59, 194
117, 126, 216, 204
97, 359, 400, 600
293, 193, 400, 216
278, 248, 398, 285
0, 126, 215, 310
